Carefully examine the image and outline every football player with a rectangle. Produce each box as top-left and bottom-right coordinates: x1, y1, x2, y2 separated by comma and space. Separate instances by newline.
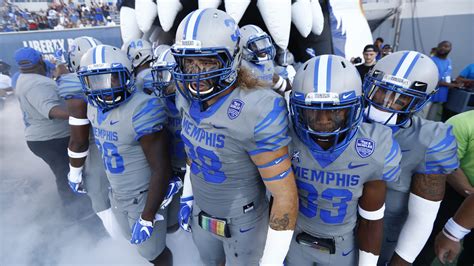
122, 39, 154, 94
362, 51, 459, 265
54, 36, 121, 237
171, 9, 298, 265
78, 45, 172, 265
286, 55, 402, 265
239, 24, 291, 95
151, 44, 185, 232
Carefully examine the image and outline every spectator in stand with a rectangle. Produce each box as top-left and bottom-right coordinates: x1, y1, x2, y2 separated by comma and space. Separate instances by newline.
381, 44, 393, 58
355, 44, 378, 80
374, 37, 384, 60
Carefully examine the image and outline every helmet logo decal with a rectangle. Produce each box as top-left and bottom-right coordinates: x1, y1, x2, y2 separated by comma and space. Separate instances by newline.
224, 19, 240, 42
227, 99, 245, 120
355, 138, 375, 158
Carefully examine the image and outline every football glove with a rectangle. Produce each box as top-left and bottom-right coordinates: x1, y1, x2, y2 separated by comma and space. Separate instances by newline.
178, 196, 193, 233
67, 166, 87, 194
130, 214, 164, 244
160, 176, 183, 209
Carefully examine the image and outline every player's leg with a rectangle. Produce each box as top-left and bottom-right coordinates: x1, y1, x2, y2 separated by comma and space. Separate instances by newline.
191, 203, 226, 266
328, 232, 356, 266
126, 192, 171, 265
286, 226, 331, 266
83, 142, 111, 213
222, 200, 269, 265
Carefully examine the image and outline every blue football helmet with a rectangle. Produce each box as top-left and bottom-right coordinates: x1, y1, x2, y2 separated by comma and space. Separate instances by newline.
239, 24, 275, 64
151, 44, 176, 98
290, 55, 363, 153
171, 8, 241, 105
363, 51, 439, 126
77, 45, 135, 111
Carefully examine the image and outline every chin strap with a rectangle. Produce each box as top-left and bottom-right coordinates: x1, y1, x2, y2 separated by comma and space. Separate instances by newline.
365, 105, 398, 125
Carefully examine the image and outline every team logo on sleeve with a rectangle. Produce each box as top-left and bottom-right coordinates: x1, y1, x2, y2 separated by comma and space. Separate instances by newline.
355, 138, 375, 158
227, 99, 245, 120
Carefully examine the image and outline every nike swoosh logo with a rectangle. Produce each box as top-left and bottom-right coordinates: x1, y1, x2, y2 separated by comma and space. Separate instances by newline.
110, 120, 119, 125
239, 227, 255, 233
212, 125, 227, 129
342, 94, 352, 99
342, 249, 354, 256
348, 162, 369, 169
401, 149, 410, 153
140, 227, 151, 237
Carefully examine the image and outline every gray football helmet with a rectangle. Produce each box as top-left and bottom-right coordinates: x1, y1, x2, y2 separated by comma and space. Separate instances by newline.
78, 45, 134, 111
171, 8, 242, 104
121, 39, 153, 70
67, 36, 102, 72
290, 54, 363, 153
239, 24, 275, 64
363, 51, 439, 126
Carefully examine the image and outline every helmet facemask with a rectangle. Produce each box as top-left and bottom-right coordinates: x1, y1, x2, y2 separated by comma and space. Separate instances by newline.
79, 65, 134, 111
363, 69, 432, 126
290, 92, 363, 153
172, 45, 239, 106
243, 34, 275, 64
151, 62, 176, 98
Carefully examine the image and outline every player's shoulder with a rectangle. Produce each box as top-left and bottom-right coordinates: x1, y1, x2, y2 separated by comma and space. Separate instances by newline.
411, 116, 452, 146
235, 87, 284, 114
56, 73, 83, 99
356, 122, 397, 163
358, 122, 393, 142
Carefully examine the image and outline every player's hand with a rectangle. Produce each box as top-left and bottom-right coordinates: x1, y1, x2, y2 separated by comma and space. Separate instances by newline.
435, 231, 461, 264
130, 216, 154, 244
178, 196, 193, 232
67, 171, 87, 194
160, 176, 183, 209
53, 48, 67, 65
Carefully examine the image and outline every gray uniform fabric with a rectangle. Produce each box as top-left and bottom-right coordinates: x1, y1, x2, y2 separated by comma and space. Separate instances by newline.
135, 68, 154, 93
175, 86, 290, 263
287, 122, 401, 265
379, 116, 459, 264
16, 73, 69, 141
87, 91, 168, 260
57, 72, 111, 213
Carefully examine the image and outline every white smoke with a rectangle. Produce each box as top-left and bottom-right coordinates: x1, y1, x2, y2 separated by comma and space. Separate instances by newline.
0, 97, 200, 265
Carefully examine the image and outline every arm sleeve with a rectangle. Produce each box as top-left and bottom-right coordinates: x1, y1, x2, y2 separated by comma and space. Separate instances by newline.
56, 73, 84, 100
247, 96, 291, 156
26, 79, 63, 119
381, 138, 402, 182
415, 125, 459, 174
132, 97, 168, 141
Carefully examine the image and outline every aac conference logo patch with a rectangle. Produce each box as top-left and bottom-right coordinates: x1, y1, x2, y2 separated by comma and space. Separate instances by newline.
355, 138, 375, 158
227, 99, 244, 120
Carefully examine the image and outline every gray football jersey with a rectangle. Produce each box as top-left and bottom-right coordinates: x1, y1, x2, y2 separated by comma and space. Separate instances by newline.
388, 116, 459, 194
135, 68, 154, 93
241, 59, 275, 83
289, 122, 402, 236
161, 97, 186, 172
176, 87, 291, 218
87, 91, 167, 196
56, 72, 84, 100
16, 73, 69, 141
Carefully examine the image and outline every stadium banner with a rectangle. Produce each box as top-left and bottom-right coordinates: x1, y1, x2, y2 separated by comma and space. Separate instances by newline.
0, 26, 122, 73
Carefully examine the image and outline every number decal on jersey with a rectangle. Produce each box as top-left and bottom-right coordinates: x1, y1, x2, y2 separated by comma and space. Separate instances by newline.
297, 180, 353, 224
182, 136, 227, 183
95, 140, 125, 174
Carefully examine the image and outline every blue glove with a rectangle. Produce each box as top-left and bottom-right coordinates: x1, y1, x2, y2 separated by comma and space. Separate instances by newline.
67, 171, 87, 194
53, 48, 67, 65
130, 216, 154, 244
178, 196, 193, 232
160, 176, 183, 209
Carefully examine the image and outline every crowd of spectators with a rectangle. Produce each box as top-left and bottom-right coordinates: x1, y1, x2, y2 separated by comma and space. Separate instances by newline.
1, 0, 118, 32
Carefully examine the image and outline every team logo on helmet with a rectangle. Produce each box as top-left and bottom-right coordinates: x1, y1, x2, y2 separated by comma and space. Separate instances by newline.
227, 99, 244, 120
355, 138, 375, 158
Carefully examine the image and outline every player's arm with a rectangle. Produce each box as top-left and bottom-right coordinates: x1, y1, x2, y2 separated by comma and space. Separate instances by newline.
140, 129, 172, 222
435, 194, 474, 264
251, 146, 298, 264
447, 168, 474, 197
357, 180, 386, 264
391, 126, 459, 265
